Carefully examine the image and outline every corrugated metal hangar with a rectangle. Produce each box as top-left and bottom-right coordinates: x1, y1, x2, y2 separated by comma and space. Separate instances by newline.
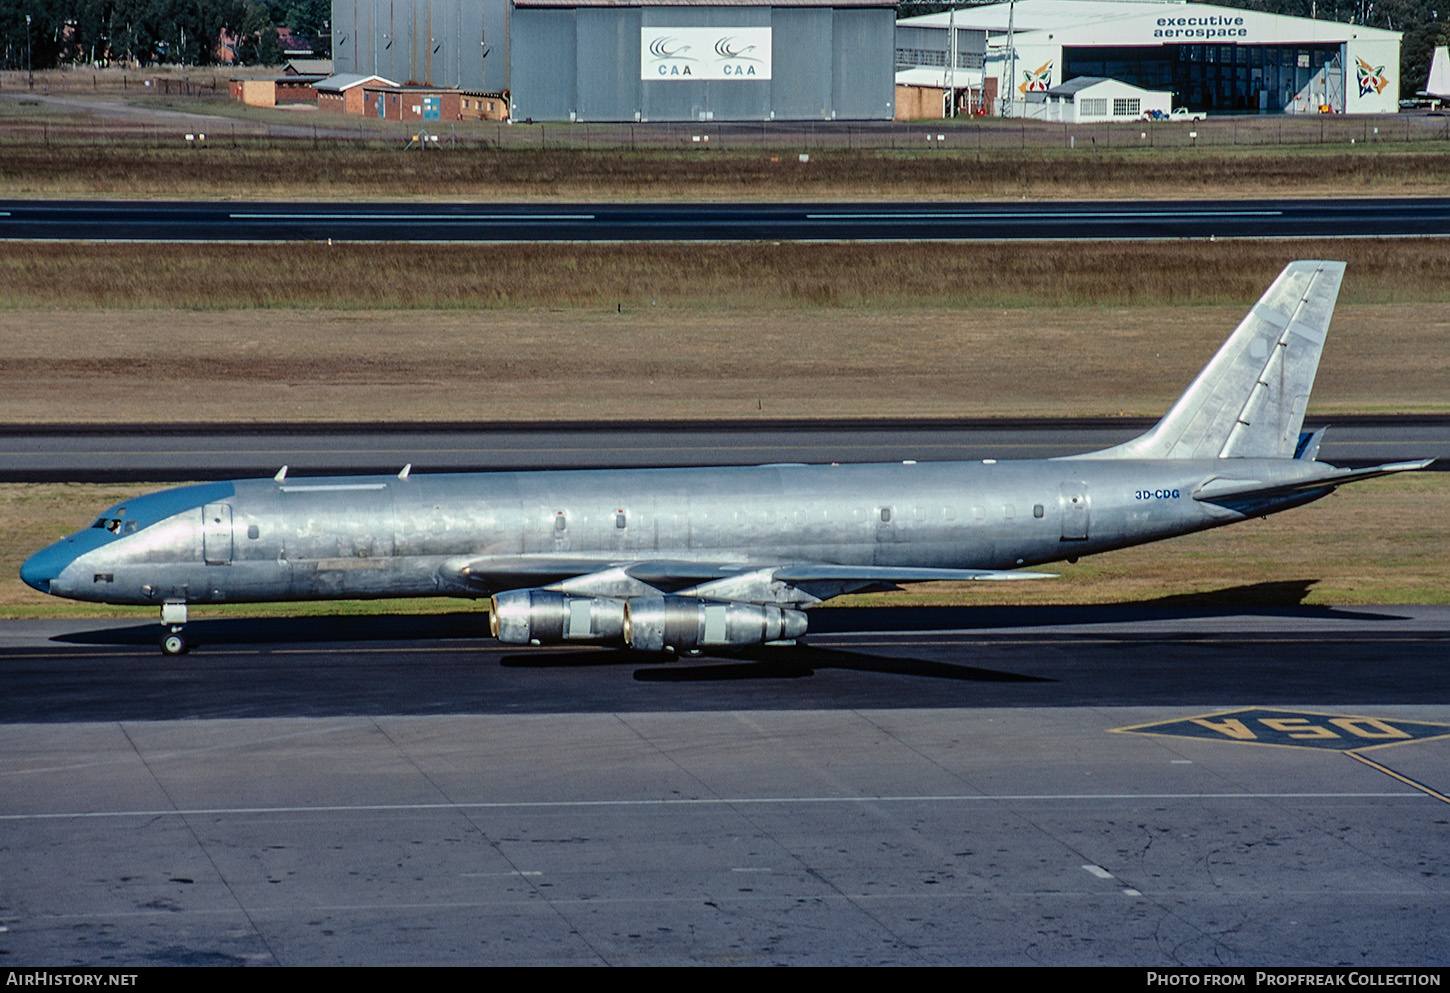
330, 0, 1402, 120
896, 1, 1401, 116
331, 0, 895, 121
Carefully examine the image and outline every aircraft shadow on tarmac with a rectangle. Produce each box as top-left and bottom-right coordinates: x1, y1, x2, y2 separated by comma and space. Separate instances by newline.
806, 580, 1406, 634
49, 579, 1405, 653
9, 581, 1440, 723
500, 644, 1052, 683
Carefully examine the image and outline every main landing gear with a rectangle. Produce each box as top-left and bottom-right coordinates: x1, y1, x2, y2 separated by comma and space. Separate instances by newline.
160, 601, 189, 656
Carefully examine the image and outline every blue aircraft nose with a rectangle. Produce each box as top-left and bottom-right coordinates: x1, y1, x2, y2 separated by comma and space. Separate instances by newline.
20, 543, 75, 594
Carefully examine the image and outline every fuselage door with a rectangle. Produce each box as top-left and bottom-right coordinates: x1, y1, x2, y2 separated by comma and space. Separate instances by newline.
875, 504, 901, 544
203, 503, 233, 564
1059, 482, 1090, 541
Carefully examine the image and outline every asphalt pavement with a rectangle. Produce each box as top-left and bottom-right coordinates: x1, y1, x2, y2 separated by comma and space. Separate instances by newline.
2, 606, 1447, 965
4, 196, 1450, 241
1, 416, 1443, 482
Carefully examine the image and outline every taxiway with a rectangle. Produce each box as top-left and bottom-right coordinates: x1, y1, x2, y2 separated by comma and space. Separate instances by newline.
2, 606, 1446, 965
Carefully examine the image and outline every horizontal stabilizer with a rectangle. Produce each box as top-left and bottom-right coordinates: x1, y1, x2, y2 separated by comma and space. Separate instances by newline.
1295, 426, 1328, 462
1193, 459, 1434, 503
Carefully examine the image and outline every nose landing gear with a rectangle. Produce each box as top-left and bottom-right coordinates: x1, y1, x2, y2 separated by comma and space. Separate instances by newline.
160, 600, 189, 656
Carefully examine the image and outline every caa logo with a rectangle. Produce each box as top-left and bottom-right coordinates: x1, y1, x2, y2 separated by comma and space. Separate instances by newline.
649, 36, 696, 76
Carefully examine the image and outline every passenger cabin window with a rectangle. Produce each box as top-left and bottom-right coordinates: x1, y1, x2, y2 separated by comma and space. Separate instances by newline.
1033, 504, 1045, 519
615, 512, 627, 529
554, 513, 568, 532
880, 507, 891, 523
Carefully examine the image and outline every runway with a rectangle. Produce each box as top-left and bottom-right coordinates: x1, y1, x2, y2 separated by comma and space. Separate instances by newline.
2, 606, 1447, 965
4, 197, 1450, 241
3, 416, 1444, 482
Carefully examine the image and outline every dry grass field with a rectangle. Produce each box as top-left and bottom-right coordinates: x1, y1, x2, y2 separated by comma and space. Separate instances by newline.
4, 238, 1449, 311
2, 302, 1446, 423
4, 137, 1450, 201
3, 141, 1450, 200
0, 240, 1445, 424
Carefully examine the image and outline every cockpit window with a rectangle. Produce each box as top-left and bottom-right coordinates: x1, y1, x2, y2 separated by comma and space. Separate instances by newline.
80, 482, 237, 541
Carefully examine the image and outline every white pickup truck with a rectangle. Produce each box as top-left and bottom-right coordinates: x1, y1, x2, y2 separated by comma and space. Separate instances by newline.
1141, 107, 1208, 122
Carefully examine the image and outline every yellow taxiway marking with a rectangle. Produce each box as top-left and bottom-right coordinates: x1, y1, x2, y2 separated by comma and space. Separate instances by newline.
1345, 752, 1450, 805
1115, 707, 1450, 805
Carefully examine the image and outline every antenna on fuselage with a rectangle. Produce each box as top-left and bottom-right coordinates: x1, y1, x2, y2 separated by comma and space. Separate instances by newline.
274, 465, 289, 482
398, 463, 412, 480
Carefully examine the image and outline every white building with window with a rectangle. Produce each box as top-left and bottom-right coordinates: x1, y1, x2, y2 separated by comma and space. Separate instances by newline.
1037, 76, 1171, 122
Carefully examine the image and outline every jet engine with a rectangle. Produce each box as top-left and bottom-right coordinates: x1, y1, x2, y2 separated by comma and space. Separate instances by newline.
489, 589, 627, 645
622, 595, 807, 652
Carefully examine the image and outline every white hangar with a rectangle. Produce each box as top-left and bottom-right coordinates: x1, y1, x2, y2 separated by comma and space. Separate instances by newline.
896, 0, 1402, 115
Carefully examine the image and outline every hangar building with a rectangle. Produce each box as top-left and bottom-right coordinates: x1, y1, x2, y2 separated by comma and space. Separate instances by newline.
896, 0, 1401, 115
331, 0, 896, 121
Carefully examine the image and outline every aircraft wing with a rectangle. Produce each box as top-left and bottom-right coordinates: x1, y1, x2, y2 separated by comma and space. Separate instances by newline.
1192, 459, 1435, 504
454, 556, 1054, 601
767, 564, 1054, 583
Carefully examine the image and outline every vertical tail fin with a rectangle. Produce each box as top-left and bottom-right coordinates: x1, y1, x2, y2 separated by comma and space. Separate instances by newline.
1082, 260, 1346, 461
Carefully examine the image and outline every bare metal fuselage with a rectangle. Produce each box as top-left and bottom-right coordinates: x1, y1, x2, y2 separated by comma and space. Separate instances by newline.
40, 456, 1328, 609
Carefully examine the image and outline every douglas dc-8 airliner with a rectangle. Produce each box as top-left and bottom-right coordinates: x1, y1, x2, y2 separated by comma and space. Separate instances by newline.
21, 261, 1432, 656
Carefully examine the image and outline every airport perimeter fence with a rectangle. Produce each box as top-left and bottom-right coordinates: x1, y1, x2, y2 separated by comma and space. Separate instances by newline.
2, 67, 1448, 153
3, 112, 1449, 155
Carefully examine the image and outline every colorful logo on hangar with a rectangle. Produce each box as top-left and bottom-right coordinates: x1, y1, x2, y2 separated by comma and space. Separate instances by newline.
1018, 60, 1053, 95
1356, 57, 1390, 97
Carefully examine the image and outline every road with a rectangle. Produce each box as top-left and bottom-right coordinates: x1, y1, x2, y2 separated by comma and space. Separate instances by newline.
4, 197, 1450, 241
1, 416, 1443, 482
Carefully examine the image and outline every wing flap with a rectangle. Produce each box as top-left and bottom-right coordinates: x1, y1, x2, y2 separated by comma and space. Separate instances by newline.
454, 556, 1056, 593
771, 565, 1055, 583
